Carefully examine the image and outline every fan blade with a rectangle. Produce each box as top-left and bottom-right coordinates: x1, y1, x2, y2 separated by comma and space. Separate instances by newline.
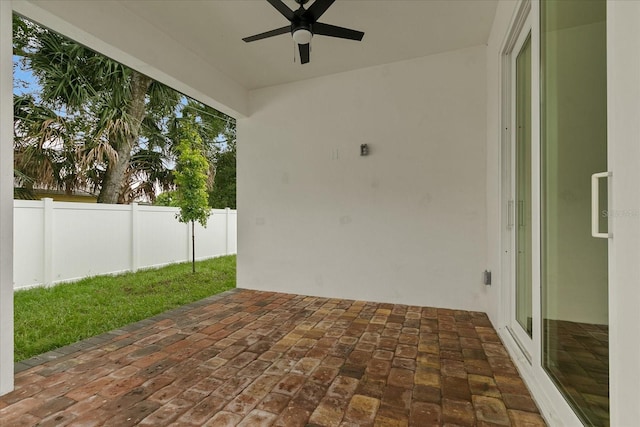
314, 22, 364, 41
299, 43, 310, 64
243, 26, 290, 42
266, 0, 294, 21
305, 0, 335, 21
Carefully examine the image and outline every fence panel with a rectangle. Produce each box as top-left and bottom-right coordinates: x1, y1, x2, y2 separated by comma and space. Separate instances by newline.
227, 210, 237, 254
138, 206, 190, 269
194, 209, 228, 261
13, 201, 45, 287
13, 199, 237, 290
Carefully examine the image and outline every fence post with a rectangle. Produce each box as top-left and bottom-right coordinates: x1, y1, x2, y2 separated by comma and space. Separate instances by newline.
131, 202, 139, 272
225, 207, 230, 255
43, 198, 54, 286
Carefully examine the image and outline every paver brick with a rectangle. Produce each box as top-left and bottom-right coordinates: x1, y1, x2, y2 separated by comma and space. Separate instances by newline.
502, 393, 539, 413
473, 395, 511, 425
273, 373, 306, 396
106, 400, 161, 427
507, 409, 547, 426
147, 384, 183, 404
257, 392, 290, 414
414, 368, 440, 388
65, 377, 113, 401
367, 358, 392, 378
382, 385, 412, 411
272, 405, 311, 427
413, 384, 441, 404
310, 395, 351, 427
311, 366, 339, 385
138, 398, 193, 426
291, 381, 327, 411
355, 377, 386, 399
176, 394, 227, 425
291, 357, 321, 375
388, 368, 414, 389
344, 394, 380, 426
442, 398, 476, 426
0, 289, 544, 427
468, 374, 501, 398
494, 375, 530, 395
202, 410, 242, 427
97, 375, 146, 399
442, 359, 467, 379
442, 375, 472, 401
410, 401, 441, 426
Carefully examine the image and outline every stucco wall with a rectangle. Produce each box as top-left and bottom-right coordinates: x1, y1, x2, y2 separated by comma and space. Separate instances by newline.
237, 45, 489, 312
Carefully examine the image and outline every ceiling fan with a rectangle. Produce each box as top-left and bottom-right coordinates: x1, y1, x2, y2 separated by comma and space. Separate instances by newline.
242, 0, 364, 64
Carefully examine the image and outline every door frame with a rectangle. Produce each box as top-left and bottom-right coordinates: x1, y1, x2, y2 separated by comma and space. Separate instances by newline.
499, 1, 588, 425
504, 11, 534, 360
606, 2, 640, 425
499, 0, 640, 425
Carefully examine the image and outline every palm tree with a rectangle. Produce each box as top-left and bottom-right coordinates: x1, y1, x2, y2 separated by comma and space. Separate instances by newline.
13, 94, 77, 194
14, 15, 181, 203
13, 15, 234, 204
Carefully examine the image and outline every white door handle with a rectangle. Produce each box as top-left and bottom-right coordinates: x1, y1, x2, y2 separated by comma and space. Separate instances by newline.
591, 171, 612, 238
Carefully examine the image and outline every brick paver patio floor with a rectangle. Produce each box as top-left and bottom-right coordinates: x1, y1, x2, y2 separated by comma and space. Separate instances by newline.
0, 289, 546, 426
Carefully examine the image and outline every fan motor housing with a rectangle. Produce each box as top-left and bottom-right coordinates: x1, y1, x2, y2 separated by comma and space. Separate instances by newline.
291, 20, 313, 36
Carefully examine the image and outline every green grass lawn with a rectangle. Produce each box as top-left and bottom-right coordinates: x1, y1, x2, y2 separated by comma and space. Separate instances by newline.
14, 255, 236, 362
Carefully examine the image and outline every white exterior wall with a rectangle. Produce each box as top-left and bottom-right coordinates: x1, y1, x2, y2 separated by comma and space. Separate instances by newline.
13, 200, 237, 290
238, 46, 489, 312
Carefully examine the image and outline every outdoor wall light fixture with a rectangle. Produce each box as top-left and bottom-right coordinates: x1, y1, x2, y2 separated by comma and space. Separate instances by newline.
483, 270, 492, 286
360, 144, 369, 156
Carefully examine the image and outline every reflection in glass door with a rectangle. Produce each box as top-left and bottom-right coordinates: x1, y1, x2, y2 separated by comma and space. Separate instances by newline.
541, 0, 609, 425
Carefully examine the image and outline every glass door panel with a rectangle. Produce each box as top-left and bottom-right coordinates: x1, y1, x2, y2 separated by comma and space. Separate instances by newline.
541, 0, 609, 425
515, 34, 532, 338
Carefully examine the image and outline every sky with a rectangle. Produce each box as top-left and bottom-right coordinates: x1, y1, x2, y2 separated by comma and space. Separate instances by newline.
13, 54, 39, 96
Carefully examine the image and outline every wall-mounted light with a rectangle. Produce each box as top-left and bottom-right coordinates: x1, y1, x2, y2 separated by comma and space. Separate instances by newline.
483, 270, 492, 285
360, 144, 369, 156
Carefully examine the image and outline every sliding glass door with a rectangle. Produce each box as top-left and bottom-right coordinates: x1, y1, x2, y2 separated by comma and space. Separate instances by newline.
507, 15, 534, 357
540, 1, 609, 425
515, 32, 532, 340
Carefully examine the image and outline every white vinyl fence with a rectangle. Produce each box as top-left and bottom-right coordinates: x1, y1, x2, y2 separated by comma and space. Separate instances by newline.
13, 199, 237, 290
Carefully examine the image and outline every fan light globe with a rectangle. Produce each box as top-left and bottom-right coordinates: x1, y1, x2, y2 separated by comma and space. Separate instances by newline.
292, 29, 313, 45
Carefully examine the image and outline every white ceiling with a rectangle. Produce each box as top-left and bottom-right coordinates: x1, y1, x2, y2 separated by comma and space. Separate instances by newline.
118, 0, 498, 91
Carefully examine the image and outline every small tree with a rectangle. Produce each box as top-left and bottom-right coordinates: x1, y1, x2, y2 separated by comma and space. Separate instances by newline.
208, 139, 236, 209
174, 119, 211, 273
